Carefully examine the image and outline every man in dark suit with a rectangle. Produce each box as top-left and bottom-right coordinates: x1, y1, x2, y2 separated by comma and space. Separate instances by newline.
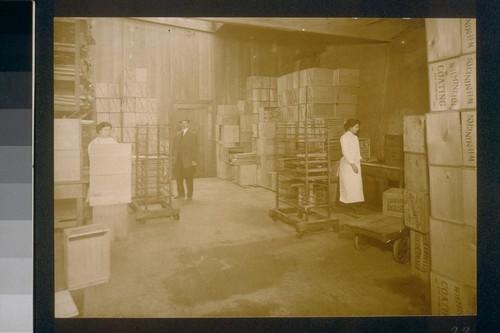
173, 119, 197, 200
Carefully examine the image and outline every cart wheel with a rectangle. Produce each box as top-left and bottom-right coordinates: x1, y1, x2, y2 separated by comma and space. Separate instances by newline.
392, 235, 410, 264
296, 232, 304, 239
354, 234, 369, 251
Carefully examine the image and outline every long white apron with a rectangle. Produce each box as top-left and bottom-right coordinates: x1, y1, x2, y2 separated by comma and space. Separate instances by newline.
338, 131, 364, 203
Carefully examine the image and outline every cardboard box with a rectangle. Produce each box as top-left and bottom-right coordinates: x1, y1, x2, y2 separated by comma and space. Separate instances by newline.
425, 18, 462, 62
64, 224, 110, 290
332, 68, 360, 86
382, 188, 404, 217
430, 272, 476, 315
430, 217, 476, 288
403, 115, 426, 153
404, 189, 431, 233
461, 110, 476, 167
404, 152, 429, 193
426, 111, 462, 166
410, 230, 431, 284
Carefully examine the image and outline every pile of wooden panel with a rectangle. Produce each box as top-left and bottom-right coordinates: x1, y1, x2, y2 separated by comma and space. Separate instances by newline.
425, 18, 476, 315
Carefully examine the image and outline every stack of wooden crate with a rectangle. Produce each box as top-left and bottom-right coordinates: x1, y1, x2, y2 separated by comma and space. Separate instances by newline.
246, 76, 279, 114
278, 67, 359, 121
255, 122, 276, 189
403, 115, 431, 287
425, 18, 477, 315
216, 104, 244, 180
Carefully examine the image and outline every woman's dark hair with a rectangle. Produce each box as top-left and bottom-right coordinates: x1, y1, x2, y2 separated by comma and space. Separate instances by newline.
96, 121, 112, 133
344, 118, 360, 131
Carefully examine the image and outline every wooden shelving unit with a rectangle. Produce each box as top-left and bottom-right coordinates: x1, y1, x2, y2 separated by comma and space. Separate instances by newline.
54, 18, 95, 119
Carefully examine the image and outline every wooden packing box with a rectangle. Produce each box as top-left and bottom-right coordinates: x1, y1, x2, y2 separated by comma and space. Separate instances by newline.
89, 144, 132, 207
430, 271, 476, 315
55, 119, 81, 150
425, 18, 462, 62
404, 152, 429, 192
217, 104, 239, 115
403, 115, 426, 153
429, 166, 476, 227
146, 98, 158, 113
459, 53, 476, 109
425, 111, 462, 166
240, 114, 253, 131
428, 57, 461, 111
258, 122, 276, 138
218, 124, 240, 143
258, 107, 282, 123
461, 110, 476, 167
257, 138, 275, 155
299, 68, 334, 87
430, 218, 477, 288
64, 223, 110, 290
332, 103, 356, 119
404, 189, 431, 234
122, 112, 137, 128
239, 131, 252, 143
302, 86, 335, 104
235, 164, 257, 186
216, 114, 239, 125
382, 188, 404, 217
54, 150, 82, 182
134, 98, 148, 113
333, 86, 359, 104
410, 230, 431, 284
121, 127, 136, 143
237, 100, 246, 113
332, 68, 360, 87
304, 103, 334, 119
461, 19, 476, 54
92, 203, 128, 241
122, 97, 135, 112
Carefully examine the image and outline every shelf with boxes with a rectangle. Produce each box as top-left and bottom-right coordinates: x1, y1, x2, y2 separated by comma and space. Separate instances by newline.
54, 18, 95, 119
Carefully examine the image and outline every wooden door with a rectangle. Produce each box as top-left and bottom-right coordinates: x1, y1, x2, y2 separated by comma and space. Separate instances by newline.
172, 103, 212, 178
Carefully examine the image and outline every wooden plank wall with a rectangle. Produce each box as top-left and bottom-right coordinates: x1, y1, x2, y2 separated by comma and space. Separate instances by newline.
89, 18, 216, 176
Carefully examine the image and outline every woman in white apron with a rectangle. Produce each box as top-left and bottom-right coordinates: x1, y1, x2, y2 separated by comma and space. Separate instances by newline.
338, 119, 364, 210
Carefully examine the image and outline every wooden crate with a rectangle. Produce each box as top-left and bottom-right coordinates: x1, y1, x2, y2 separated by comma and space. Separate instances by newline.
301, 86, 335, 104
403, 115, 426, 153
55, 119, 81, 150
216, 114, 239, 125
89, 144, 132, 206
430, 272, 476, 315
460, 53, 477, 109
333, 103, 357, 119
333, 86, 359, 104
425, 18, 462, 62
404, 152, 429, 192
332, 68, 360, 86
258, 122, 276, 138
218, 124, 240, 143
404, 189, 431, 234
217, 104, 239, 115
426, 111, 462, 166
257, 138, 275, 155
122, 112, 137, 128
462, 167, 477, 228
428, 57, 461, 111
429, 166, 475, 226
461, 110, 476, 167
299, 68, 334, 86
64, 224, 110, 290
410, 230, 431, 284
54, 150, 82, 182
382, 188, 404, 217
461, 18, 476, 54
235, 164, 257, 186
430, 217, 476, 288
92, 203, 129, 241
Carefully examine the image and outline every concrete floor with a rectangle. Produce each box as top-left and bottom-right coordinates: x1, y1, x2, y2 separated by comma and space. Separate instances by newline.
55, 177, 430, 318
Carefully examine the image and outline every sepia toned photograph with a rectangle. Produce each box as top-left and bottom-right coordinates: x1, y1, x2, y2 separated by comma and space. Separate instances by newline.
52, 17, 477, 319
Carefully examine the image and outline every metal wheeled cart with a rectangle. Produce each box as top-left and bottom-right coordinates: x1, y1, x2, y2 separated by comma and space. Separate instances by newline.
342, 213, 409, 263
131, 125, 179, 223
269, 120, 339, 238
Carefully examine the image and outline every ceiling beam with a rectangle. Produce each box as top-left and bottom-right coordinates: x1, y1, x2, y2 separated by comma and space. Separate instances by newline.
131, 17, 222, 33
